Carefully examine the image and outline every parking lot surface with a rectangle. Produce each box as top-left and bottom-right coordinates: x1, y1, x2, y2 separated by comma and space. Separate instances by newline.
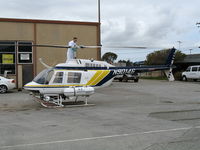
0, 80, 200, 150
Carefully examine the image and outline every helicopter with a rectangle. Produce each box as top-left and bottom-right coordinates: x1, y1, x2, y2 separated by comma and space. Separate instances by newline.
21, 44, 176, 108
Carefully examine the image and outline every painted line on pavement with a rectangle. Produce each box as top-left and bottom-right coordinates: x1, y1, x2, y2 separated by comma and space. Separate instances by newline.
1, 126, 200, 149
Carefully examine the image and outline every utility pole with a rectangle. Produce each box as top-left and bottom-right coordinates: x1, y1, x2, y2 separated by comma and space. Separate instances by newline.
189, 49, 192, 54
97, 0, 101, 60
177, 41, 182, 50
98, 0, 101, 24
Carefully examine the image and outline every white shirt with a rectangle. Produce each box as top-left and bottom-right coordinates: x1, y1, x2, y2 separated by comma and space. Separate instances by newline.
67, 40, 77, 61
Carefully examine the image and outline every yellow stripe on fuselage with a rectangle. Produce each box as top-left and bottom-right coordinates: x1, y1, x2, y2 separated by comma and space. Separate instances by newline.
86, 70, 110, 86
86, 70, 103, 86
94, 70, 110, 85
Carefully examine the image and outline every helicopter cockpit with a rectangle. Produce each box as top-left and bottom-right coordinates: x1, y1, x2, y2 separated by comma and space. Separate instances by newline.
33, 68, 54, 84
33, 68, 83, 85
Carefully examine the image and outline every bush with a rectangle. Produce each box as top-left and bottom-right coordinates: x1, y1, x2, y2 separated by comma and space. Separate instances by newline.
173, 71, 183, 81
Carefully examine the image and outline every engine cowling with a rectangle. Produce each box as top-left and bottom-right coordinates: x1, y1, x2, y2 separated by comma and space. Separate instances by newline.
64, 86, 94, 97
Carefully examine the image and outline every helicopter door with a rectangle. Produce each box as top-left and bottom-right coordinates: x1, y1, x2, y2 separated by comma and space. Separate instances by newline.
42, 71, 64, 94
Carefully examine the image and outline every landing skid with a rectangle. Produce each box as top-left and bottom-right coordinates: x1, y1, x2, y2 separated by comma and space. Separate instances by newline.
33, 94, 94, 108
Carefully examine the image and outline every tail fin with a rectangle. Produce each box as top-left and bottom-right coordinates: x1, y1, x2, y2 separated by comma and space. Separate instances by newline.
165, 47, 176, 66
166, 47, 176, 66
164, 47, 176, 81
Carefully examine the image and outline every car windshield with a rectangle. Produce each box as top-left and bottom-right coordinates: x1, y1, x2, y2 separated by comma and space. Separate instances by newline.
33, 68, 53, 84
186, 67, 191, 72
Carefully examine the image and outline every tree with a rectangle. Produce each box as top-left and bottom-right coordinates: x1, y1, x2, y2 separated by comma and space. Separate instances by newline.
118, 60, 133, 66
145, 49, 186, 65
102, 52, 118, 63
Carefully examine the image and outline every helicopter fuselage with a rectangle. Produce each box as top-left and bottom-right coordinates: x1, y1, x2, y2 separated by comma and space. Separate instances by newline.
24, 59, 116, 95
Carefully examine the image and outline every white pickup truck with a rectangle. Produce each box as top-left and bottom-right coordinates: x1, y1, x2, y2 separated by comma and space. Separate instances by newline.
182, 65, 200, 81
114, 73, 139, 82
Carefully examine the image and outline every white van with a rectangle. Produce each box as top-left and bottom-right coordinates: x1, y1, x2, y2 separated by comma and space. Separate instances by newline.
182, 65, 200, 81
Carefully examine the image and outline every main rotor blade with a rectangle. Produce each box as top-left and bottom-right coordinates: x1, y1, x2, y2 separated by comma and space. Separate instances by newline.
0, 44, 100, 49
32, 44, 70, 48
1, 43, 199, 50
103, 46, 147, 49
0, 44, 176, 50
0, 44, 70, 48
79, 45, 148, 49
0, 44, 147, 49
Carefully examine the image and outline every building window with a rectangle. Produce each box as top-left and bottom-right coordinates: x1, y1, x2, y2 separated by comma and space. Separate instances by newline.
0, 41, 33, 75
0, 41, 15, 74
18, 42, 33, 64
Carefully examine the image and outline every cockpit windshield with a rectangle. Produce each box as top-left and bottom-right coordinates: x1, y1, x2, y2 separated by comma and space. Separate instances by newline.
33, 68, 54, 84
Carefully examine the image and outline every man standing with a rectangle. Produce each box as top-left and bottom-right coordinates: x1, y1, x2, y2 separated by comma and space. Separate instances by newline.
67, 37, 78, 61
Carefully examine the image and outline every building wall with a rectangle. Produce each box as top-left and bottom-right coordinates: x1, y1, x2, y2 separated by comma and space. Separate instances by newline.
35, 23, 99, 73
0, 18, 100, 88
140, 71, 165, 77
0, 22, 34, 41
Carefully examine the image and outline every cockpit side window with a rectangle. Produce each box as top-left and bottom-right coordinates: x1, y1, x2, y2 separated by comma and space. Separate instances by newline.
45, 70, 54, 84
67, 72, 81, 83
53, 72, 64, 83
33, 68, 53, 84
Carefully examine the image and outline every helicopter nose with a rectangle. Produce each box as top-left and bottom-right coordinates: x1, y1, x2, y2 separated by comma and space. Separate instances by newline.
23, 82, 31, 89
23, 81, 36, 90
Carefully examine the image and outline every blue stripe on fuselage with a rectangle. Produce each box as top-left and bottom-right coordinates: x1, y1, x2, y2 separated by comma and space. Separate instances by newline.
96, 71, 115, 86
54, 65, 170, 71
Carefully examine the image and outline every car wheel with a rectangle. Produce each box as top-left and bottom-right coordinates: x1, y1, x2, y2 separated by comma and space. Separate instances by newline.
0, 85, 7, 93
134, 78, 139, 82
123, 75, 128, 82
182, 76, 187, 81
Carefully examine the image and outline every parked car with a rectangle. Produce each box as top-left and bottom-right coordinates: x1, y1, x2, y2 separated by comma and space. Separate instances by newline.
114, 73, 139, 82
0, 76, 15, 93
182, 65, 200, 81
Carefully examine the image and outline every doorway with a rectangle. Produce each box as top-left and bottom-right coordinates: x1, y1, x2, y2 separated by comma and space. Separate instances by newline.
22, 64, 33, 86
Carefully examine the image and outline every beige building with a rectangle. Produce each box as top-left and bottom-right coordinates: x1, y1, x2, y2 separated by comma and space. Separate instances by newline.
0, 18, 100, 89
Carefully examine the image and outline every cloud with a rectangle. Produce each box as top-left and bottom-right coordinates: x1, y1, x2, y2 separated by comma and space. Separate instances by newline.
0, 0, 98, 21
0, 0, 200, 59
101, 5, 177, 47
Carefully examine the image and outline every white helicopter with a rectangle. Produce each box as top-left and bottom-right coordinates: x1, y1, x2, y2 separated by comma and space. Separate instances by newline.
19, 44, 177, 108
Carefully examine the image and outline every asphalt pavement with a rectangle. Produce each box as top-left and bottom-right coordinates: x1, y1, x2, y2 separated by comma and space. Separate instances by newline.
0, 79, 200, 150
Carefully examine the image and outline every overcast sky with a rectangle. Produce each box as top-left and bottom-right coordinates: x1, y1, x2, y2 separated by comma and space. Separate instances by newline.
0, 0, 200, 61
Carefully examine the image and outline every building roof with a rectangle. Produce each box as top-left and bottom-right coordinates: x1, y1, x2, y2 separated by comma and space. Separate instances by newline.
182, 54, 200, 63
0, 18, 99, 26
